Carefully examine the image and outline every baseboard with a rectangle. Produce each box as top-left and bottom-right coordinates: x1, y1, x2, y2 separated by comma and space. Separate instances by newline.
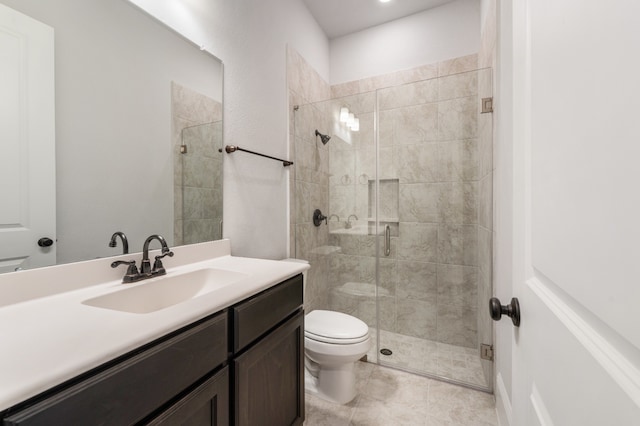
495, 372, 513, 426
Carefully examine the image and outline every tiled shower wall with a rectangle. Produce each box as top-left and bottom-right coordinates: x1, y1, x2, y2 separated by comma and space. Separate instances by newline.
327, 55, 486, 350
172, 82, 223, 246
287, 47, 332, 314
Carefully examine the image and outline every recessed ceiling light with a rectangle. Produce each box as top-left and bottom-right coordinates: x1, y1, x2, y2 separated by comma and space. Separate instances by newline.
380, 0, 392, 3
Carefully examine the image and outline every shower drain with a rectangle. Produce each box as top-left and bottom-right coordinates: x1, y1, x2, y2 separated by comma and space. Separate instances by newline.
380, 348, 393, 356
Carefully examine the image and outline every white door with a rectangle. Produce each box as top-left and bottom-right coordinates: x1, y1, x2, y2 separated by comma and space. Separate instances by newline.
504, 0, 640, 423
0, 4, 55, 273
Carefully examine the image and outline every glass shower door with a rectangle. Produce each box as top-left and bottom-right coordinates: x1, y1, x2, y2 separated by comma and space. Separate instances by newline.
374, 68, 494, 391
324, 91, 379, 349
292, 95, 376, 323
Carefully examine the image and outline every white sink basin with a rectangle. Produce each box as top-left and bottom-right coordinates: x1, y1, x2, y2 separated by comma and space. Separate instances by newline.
82, 268, 248, 314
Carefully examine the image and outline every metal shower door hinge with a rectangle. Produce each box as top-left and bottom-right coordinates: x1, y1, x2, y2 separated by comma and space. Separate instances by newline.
481, 97, 493, 113
480, 344, 494, 361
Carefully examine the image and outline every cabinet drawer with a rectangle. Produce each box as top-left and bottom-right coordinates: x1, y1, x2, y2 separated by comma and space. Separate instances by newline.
232, 274, 302, 353
3, 313, 227, 426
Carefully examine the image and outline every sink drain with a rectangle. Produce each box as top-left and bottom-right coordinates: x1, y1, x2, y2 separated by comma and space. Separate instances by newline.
380, 348, 393, 356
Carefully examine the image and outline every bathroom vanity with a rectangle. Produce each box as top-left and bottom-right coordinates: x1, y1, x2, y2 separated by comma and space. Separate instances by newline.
0, 240, 307, 426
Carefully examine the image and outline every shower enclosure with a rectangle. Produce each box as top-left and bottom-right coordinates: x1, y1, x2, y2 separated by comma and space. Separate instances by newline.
292, 64, 493, 391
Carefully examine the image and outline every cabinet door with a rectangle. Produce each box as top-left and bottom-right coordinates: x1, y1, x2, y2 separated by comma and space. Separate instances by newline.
234, 310, 304, 426
147, 366, 229, 426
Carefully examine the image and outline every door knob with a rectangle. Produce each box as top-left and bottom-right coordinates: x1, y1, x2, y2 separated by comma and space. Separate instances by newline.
37, 237, 54, 247
489, 297, 521, 327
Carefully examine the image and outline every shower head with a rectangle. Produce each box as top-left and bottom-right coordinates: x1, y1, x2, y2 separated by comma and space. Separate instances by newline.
315, 129, 331, 145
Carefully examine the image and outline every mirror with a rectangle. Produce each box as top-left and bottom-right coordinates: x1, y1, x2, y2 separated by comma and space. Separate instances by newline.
0, 0, 223, 273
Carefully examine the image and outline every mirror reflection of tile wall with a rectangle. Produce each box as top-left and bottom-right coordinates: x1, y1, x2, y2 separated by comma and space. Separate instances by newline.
172, 82, 223, 245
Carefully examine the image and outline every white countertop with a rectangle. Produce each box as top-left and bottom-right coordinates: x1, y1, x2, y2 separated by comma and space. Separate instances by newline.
0, 240, 308, 411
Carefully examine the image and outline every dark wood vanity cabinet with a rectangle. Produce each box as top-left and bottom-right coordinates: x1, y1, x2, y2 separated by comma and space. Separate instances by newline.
2, 312, 228, 426
231, 274, 304, 426
1, 273, 304, 426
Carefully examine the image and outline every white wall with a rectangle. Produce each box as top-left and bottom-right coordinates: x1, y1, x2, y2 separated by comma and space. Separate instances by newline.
329, 0, 480, 84
128, 0, 330, 259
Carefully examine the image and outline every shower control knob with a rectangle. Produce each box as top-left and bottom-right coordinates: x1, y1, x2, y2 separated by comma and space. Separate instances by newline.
313, 209, 327, 227
37, 237, 54, 247
489, 297, 521, 327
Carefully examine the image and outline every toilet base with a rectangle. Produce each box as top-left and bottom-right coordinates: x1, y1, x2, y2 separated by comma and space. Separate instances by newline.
304, 360, 357, 404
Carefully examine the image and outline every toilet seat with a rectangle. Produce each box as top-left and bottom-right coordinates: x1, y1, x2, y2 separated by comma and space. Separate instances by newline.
305, 310, 369, 345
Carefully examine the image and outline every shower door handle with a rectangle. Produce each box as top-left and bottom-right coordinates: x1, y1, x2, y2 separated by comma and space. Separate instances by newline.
384, 225, 391, 256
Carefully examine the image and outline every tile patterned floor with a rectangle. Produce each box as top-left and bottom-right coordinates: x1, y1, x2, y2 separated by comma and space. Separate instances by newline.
366, 329, 489, 389
304, 362, 498, 426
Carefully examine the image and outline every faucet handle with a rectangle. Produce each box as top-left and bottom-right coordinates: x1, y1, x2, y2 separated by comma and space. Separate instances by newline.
111, 260, 140, 283
155, 251, 174, 261
152, 251, 174, 275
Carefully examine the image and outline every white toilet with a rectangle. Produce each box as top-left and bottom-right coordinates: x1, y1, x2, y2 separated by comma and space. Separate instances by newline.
280, 258, 371, 404
304, 309, 371, 404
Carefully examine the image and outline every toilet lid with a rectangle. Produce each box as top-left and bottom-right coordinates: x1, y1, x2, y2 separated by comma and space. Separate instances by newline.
305, 310, 369, 344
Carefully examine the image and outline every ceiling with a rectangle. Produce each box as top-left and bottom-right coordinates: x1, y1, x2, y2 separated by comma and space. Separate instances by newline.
302, 0, 458, 39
